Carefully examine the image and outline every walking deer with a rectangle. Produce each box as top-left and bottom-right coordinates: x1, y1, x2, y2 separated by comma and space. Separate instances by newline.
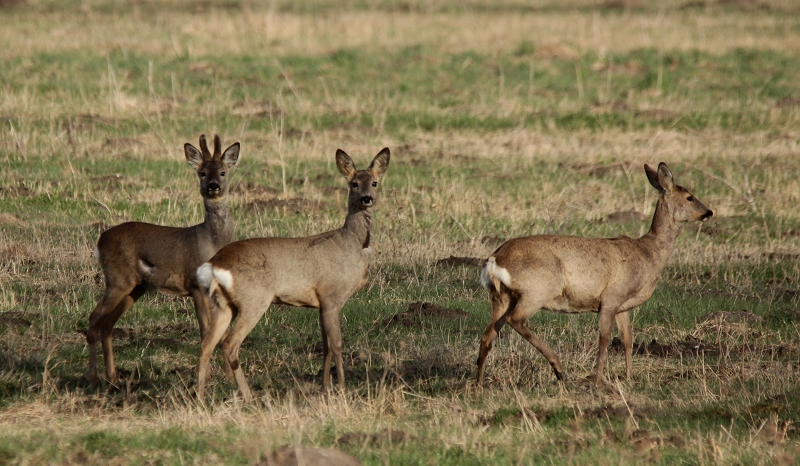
477, 163, 712, 387
195, 148, 390, 401
86, 134, 240, 386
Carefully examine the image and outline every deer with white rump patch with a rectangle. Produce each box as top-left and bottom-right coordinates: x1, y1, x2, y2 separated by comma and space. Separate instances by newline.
477, 163, 713, 387
86, 134, 240, 386
195, 148, 390, 401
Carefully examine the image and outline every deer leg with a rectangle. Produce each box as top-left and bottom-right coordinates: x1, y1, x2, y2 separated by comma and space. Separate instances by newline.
595, 306, 617, 387
99, 285, 146, 385
196, 301, 233, 402
219, 297, 272, 402
476, 289, 514, 385
319, 305, 345, 389
615, 311, 633, 381
506, 296, 565, 381
86, 285, 134, 386
191, 288, 210, 341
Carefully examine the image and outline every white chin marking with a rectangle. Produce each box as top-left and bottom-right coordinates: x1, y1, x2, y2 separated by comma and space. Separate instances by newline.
480, 256, 512, 289
212, 267, 234, 292
196, 263, 214, 289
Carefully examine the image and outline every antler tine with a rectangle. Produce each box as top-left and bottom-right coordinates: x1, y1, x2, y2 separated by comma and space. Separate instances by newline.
213, 134, 222, 158
199, 134, 212, 158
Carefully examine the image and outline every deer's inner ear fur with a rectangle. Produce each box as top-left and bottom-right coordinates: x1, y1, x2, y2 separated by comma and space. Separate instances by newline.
644, 164, 664, 193
369, 148, 391, 178
185, 144, 203, 170
336, 149, 358, 180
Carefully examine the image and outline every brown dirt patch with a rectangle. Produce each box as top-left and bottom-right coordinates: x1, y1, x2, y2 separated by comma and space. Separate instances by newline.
0, 185, 33, 197
0, 311, 33, 328
610, 336, 721, 358
385, 301, 469, 328
0, 213, 28, 227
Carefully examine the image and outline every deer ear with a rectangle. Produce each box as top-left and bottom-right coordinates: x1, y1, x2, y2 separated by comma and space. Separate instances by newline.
369, 147, 390, 178
336, 149, 357, 180
656, 162, 675, 192
185, 143, 203, 170
644, 164, 664, 193
222, 142, 240, 168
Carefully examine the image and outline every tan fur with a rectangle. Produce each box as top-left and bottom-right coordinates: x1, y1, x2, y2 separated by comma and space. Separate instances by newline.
476, 163, 713, 387
195, 148, 390, 402
86, 134, 240, 386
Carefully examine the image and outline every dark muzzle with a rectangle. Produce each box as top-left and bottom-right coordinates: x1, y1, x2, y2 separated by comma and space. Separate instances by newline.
360, 196, 374, 206
207, 182, 221, 195
701, 210, 713, 221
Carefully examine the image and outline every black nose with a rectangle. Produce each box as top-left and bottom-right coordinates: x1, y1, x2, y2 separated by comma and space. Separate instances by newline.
360, 196, 374, 205
702, 210, 713, 221
207, 182, 220, 192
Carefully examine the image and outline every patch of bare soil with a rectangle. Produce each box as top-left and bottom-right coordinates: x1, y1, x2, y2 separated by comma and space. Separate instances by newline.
337, 428, 412, 446
0, 185, 32, 197
384, 301, 469, 328
75, 327, 134, 340
0, 311, 34, 328
436, 256, 483, 268
0, 213, 28, 227
610, 336, 721, 357
257, 445, 361, 466
247, 197, 322, 214
606, 210, 647, 223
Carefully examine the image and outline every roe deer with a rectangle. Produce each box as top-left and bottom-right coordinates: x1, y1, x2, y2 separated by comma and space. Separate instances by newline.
476, 163, 712, 387
195, 148, 390, 401
86, 134, 240, 386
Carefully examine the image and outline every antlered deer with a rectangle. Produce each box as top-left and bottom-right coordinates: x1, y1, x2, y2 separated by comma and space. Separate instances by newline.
477, 163, 712, 387
195, 148, 390, 401
86, 134, 240, 386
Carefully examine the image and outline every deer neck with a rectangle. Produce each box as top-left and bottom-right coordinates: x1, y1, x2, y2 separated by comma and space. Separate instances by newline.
641, 195, 683, 264
202, 196, 234, 248
341, 205, 375, 250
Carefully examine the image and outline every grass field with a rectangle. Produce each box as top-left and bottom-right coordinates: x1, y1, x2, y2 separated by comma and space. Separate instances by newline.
1, 0, 800, 463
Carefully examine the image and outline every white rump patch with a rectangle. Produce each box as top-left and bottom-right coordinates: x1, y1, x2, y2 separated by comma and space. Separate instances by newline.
212, 267, 234, 292
480, 256, 511, 289
94, 246, 100, 262
196, 263, 214, 289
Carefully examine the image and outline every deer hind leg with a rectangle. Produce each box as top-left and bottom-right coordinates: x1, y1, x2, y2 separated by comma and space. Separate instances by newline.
196, 298, 233, 402
476, 289, 515, 385
99, 285, 146, 385
219, 296, 272, 402
506, 295, 565, 382
319, 304, 345, 389
615, 311, 633, 381
86, 284, 136, 386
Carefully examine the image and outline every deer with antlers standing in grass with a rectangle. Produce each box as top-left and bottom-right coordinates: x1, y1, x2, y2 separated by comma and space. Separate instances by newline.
86, 134, 240, 386
195, 147, 390, 401
477, 163, 713, 387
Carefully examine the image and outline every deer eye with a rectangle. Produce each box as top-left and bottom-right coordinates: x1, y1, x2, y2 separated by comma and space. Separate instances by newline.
372, 181, 378, 187
220, 172, 226, 177
351, 182, 358, 188
199, 171, 207, 177
686, 195, 694, 202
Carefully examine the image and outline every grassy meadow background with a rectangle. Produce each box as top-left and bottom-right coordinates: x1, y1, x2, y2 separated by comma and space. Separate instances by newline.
1, 0, 800, 463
